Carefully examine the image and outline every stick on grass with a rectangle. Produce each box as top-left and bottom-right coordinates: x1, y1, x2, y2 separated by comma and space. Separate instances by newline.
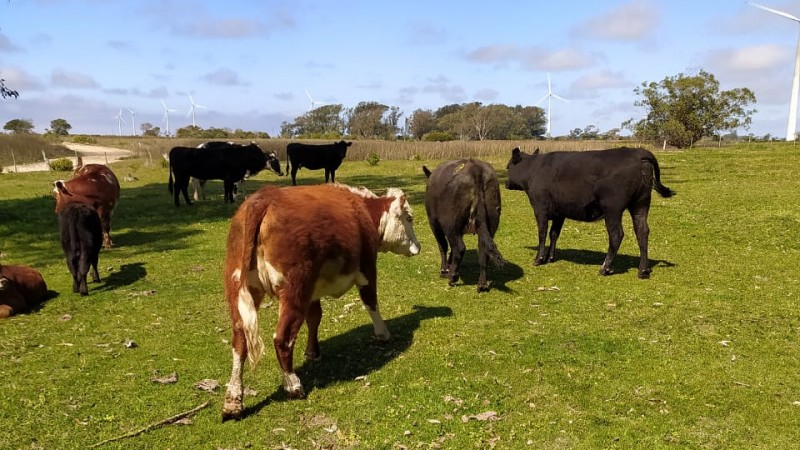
90, 401, 210, 448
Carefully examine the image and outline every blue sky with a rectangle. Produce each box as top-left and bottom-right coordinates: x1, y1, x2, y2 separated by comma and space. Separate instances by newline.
1, 0, 799, 138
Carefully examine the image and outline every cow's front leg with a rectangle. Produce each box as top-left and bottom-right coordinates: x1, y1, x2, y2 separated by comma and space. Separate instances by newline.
358, 273, 390, 341
600, 213, 624, 276
273, 300, 307, 398
304, 299, 322, 360
630, 209, 652, 279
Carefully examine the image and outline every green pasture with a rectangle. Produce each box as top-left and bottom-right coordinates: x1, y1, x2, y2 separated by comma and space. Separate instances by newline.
1, 144, 799, 449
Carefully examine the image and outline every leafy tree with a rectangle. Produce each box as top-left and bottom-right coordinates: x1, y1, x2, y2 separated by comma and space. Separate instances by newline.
625, 70, 756, 148
281, 104, 345, 138
49, 118, 71, 136
345, 101, 399, 139
408, 109, 436, 139
1, 76, 18, 100
4, 118, 34, 134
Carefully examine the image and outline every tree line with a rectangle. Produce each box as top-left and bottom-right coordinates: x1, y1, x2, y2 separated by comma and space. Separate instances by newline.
2, 69, 760, 149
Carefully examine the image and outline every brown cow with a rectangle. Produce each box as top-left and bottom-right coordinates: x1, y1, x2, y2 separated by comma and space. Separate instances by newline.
53, 164, 120, 248
0, 263, 48, 318
221, 183, 421, 421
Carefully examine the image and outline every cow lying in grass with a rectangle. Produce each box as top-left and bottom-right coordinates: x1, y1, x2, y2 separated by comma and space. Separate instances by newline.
0, 263, 48, 318
221, 183, 420, 421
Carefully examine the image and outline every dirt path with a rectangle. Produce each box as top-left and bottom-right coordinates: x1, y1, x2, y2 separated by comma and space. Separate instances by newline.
3, 143, 134, 173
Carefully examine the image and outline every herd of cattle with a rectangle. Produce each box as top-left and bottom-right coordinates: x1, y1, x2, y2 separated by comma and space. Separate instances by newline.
0, 140, 674, 420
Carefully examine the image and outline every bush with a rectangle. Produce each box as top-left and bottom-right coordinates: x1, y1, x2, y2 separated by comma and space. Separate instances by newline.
73, 135, 97, 144
49, 158, 74, 171
365, 151, 380, 166
422, 131, 455, 142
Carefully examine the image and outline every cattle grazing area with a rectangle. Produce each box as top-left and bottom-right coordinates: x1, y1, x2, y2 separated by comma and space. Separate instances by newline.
0, 143, 799, 448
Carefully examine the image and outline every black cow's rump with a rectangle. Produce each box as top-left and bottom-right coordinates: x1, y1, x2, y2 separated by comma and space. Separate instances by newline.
423, 158, 505, 292
59, 203, 102, 296
286, 140, 351, 185
506, 147, 674, 278
168, 142, 269, 206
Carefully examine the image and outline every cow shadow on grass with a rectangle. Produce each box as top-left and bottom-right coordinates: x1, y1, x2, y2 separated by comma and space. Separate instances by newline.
92, 262, 147, 292
523, 247, 675, 275
240, 305, 453, 418
449, 249, 525, 292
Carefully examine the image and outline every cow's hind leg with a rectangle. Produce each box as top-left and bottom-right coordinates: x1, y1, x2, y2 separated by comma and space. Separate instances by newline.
600, 212, 624, 276
430, 222, 450, 277
223, 283, 264, 421
630, 207, 652, 279
446, 234, 466, 286
290, 165, 299, 186
274, 297, 307, 398
533, 212, 550, 266
304, 299, 322, 360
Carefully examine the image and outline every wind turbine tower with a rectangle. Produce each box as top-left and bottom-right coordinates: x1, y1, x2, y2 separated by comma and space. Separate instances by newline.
127, 107, 136, 136
187, 94, 206, 127
162, 101, 178, 137
748, 2, 800, 141
113, 110, 126, 137
536, 73, 569, 138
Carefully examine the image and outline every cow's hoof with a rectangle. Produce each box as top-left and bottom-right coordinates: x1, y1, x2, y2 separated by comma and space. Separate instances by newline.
304, 351, 321, 361
599, 268, 613, 276
439, 270, 449, 278
477, 284, 490, 293
221, 403, 242, 422
534, 259, 546, 266
638, 270, 651, 279
283, 373, 305, 399
373, 331, 392, 342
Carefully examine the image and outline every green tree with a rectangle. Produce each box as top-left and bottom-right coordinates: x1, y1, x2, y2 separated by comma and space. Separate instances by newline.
625, 70, 756, 148
346, 101, 397, 139
281, 104, 345, 138
408, 109, 436, 139
49, 118, 71, 136
4, 118, 34, 134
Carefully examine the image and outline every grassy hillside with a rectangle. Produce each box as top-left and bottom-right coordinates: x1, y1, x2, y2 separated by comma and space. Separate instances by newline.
0, 143, 798, 449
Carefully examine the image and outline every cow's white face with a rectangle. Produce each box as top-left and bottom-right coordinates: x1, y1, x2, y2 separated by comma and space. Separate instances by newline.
0, 276, 8, 290
379, 188, 421, 256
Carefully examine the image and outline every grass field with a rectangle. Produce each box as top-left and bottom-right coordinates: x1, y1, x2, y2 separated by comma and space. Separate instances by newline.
1, 143, 799, 449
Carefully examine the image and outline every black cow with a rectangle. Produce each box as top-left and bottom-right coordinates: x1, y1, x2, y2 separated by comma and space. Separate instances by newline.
59, 203, 102, 296
168, 142, 269, 206
190, 141, 283, 201
286, 140, 352, 185
506, 147, 674, 279
423, 158, 505, 292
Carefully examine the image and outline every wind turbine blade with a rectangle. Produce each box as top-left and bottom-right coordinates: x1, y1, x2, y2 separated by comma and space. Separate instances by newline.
306, 89, 313, 102
547, 73, 552, 93
535, 93, 549, 105
551, 93, 570, 102
748, 2, 800, 22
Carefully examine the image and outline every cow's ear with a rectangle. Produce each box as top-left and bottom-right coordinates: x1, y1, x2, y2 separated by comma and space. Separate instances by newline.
532, 148, 540, 155
510, 148, 522, 164
422, 166, 432, 179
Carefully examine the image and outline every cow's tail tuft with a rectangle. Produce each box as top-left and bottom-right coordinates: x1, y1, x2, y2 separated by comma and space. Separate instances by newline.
224, 189, 275, 369
647, 155, 675, 198
168, 161, 174, 194
474, 170, 505, 269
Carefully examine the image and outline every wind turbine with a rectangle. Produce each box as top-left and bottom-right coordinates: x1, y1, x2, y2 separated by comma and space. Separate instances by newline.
748, 2, 800, 141
162, 101, 178, 137
305, 89, 327, 112
187, 94, 206, 127
113, 110, 126, 137
126, 107, 136, 136
536, 73, 569, 138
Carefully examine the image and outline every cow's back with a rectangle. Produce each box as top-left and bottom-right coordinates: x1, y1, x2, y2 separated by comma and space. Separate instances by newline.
426, 159, 500, 231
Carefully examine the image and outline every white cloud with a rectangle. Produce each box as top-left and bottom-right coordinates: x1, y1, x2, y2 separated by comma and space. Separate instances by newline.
572, 0, 661, 41
51, 69, 100, 89
466, 45, 597, 71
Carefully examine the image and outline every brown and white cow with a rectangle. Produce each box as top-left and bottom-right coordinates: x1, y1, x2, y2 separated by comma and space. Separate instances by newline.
0, 263, 48, 318
53, 164, 120, 248
221, 183, 420, 421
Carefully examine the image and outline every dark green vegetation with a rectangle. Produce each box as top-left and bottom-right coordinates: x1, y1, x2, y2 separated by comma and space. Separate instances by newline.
1, 143, 799, 448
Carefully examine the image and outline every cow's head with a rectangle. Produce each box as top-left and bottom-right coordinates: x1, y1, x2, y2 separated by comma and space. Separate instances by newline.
0, 264, 7, 291
505, 147, 538, 191
379, 188, 421, 256
335, 140, 352, 159
265, 151, 284, 176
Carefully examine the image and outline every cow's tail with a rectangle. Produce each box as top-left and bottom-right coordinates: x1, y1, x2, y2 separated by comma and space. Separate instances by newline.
168, 161, 174, 194
474, 170, 505, 269
223, 189, 275, 369
645, 154, 675, 198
